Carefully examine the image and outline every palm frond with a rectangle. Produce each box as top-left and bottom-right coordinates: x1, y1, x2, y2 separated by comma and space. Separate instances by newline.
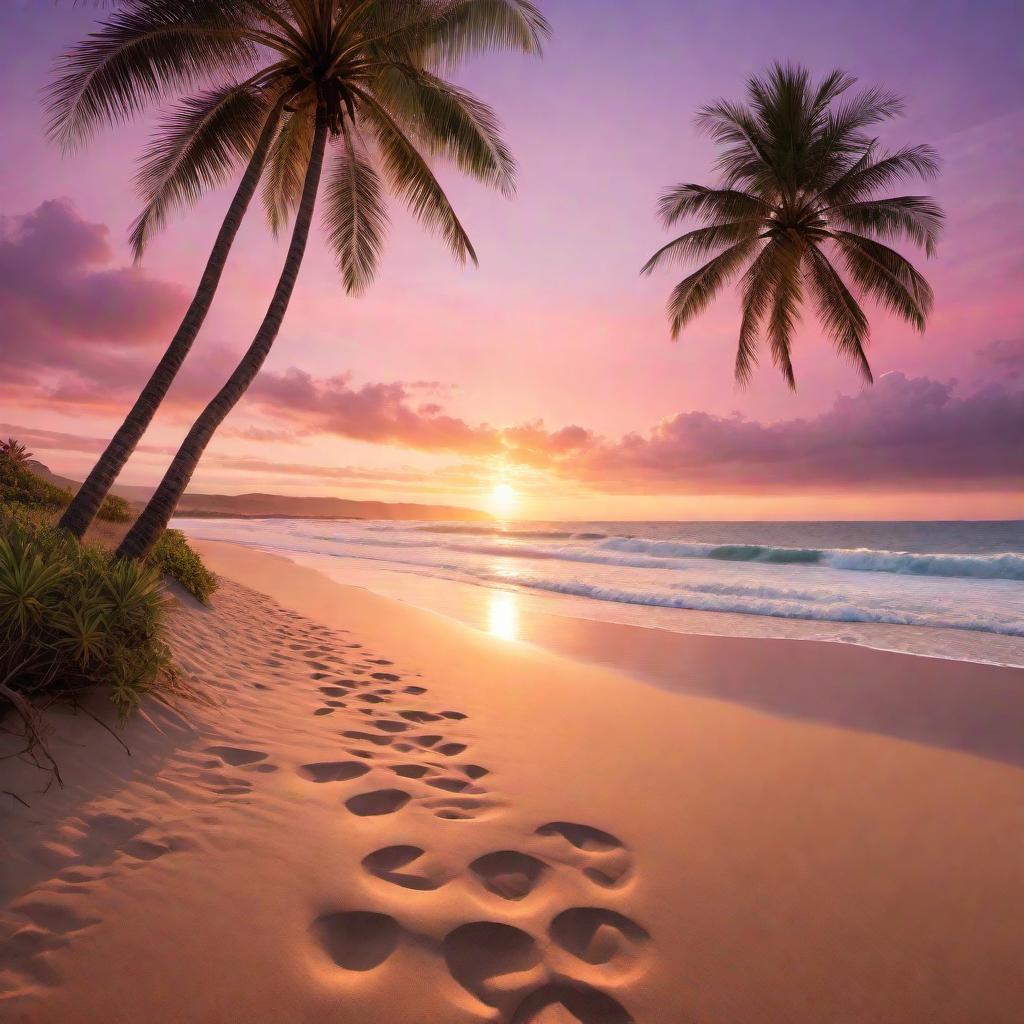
820, 145, 940, 206
641, 221, 761, 275
766, 240, 803, 388
733, 243, 778, 385
322, 132, 389, 294
372, 65, 516, 196
129, 82, 271, 259
47, 0, 256, 150
804, 244, 872, 381
422, 0, 550, 68
657, 185, 769, 228
357, 88, 477, 265
827, 196, 943, 257
262, 97, 315, 235
666, 239, 759, 338
831, 231, 933, 329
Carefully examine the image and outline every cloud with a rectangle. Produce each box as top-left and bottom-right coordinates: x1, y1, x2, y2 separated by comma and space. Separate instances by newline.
553, 372, 1024, 494
0, 199, 185, 386
249, 369, 505, 455
1, 200, 1018, 500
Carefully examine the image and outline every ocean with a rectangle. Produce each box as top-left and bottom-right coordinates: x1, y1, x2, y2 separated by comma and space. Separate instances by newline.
174, 518, 1024, 668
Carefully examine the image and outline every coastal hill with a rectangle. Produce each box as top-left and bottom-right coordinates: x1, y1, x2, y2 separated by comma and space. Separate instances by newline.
27, 461, 491, 522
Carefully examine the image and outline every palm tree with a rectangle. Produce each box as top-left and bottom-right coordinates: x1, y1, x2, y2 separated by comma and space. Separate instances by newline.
50, 1, 546, 540
51, 2, 289, 538
642, 62, 944, 388
114, 0, 548, 560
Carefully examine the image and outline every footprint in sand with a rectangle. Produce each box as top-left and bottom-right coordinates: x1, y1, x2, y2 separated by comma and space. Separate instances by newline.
548, 907, 650, 970
444, 921, 544, 1011
536, 821, 633, 888
511, 983, 634, 1024
342, 730, 393, 747
470, 851, 548, 901
297, 761, 371, 784
437, 742, 468, 757
312, 911, 400, 971
425, 777, 479, 794
399, 710, 443, 723
344, 789, 411, 816
536, 822, 623, 852
203, 745, 269, 767
308, 909, 636, 1023
424, 796, 494, 821
362, 846, 450, 891
373, 720, 409, 733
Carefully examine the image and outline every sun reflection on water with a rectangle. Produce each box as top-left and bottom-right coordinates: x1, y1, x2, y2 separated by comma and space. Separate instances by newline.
487, 590, 519, 641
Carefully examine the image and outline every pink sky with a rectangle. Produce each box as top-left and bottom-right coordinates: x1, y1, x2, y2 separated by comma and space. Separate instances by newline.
1, 0, 1022, 520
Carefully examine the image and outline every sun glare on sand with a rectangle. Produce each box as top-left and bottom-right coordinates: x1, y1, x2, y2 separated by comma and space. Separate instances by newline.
488, 590, 519, 641
489, 483, 518, 517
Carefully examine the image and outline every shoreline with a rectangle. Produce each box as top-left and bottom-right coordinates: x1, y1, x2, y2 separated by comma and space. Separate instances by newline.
199, 541, 1024, 769
2, 540, 1023, 1022
174, 517, 1024, 670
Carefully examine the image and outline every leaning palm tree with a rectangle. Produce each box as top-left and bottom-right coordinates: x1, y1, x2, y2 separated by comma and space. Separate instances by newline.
114, 0, 548, 559
51, 0, 546, 540
642, 62, 944, 387
51, 1, 286, 538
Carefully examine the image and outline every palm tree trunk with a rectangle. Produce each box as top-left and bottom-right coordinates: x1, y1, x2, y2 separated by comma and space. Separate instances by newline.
59, 93, 290, 540
117, 105, 330, 561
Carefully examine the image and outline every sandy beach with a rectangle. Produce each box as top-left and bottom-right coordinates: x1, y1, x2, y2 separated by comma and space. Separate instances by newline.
2, 541, 1024, 1023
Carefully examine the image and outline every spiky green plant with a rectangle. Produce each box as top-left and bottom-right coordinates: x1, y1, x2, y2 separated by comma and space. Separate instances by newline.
49, 0, 548, 542
0, 515, 171, 723
0, 439, 33, 466
642, 62, 944, 388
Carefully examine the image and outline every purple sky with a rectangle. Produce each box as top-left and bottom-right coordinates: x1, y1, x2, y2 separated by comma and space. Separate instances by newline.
1, 0, 1022, 518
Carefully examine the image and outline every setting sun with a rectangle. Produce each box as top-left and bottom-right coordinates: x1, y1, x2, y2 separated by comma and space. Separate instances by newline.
489, 483, 518, 517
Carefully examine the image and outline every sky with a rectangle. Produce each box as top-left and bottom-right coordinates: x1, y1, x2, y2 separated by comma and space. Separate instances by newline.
1, 0, 1022, 520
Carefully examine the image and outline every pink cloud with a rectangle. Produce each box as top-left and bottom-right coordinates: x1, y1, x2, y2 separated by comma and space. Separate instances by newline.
249, 369, 505, 455
556, 373, 1024, 494
0, 200, 185, 382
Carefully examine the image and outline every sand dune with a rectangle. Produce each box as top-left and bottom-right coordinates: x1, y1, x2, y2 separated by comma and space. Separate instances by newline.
2, 542, 1024, 1022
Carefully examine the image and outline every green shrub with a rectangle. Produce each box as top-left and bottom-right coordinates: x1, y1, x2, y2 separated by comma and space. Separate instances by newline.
97, 492, 132, 523
0, 457, 68, 511
0, 456, 134, 523
149, 529, 218, 603
0, 514, 172, 723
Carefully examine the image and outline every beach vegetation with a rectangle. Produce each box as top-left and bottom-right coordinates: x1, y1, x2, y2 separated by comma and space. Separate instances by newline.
643, 62, 944, 387
0, 512, 173, 782
149, 529, 218, 603
1, 446, 131, 523
1, 439, 33, 466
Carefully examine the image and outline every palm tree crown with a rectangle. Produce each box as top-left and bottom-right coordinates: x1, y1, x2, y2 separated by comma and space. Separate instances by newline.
642, 62, 944, 387
50, 0, 548, 289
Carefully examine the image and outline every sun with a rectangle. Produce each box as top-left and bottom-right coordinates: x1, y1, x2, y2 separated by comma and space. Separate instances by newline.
489, 483, 518, 517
